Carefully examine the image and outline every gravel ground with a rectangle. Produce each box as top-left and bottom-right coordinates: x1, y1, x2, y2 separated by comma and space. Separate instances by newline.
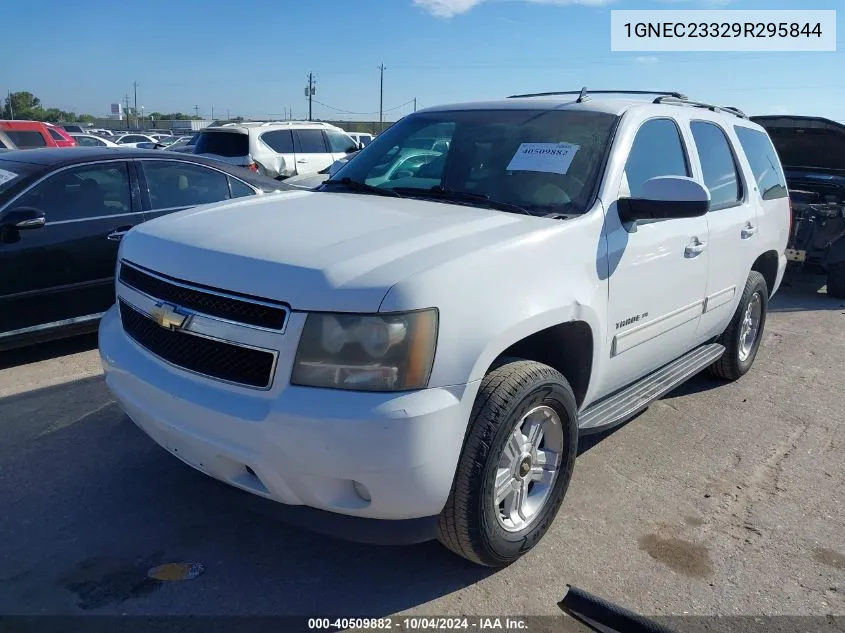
0, 271, 842, 630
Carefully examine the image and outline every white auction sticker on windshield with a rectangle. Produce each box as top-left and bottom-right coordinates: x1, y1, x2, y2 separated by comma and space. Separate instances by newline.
506, 142, 580, 175
0, 169, 18, 185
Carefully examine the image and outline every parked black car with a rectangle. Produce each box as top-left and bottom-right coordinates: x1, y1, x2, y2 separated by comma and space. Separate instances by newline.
752, 115, 845, 297
0, 147, 287, 350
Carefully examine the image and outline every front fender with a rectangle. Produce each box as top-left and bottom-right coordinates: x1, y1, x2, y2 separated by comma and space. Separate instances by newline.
379, 211, 609, 392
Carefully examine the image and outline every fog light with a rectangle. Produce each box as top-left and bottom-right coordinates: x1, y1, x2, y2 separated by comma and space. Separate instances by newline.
353, 480, 371, 502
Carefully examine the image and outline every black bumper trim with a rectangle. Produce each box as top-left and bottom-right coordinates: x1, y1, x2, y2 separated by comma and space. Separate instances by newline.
239, 487, 439, 546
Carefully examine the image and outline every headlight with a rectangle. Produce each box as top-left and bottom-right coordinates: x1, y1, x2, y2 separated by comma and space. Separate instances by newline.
291, 309, 438, 392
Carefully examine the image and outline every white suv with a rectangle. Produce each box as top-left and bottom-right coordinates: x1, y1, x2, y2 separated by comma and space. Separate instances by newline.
99, 89, 790, 566
194, 121, 360, 179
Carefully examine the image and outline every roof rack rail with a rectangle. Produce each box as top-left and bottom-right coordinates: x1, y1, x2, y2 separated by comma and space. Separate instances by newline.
507, 88, 687, 102
653, 95, 748, 119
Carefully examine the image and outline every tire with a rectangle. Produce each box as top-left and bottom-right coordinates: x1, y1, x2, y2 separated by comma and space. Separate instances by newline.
709, 271, 769, 380
826, 262, 845, 299
437, 359, 579, 567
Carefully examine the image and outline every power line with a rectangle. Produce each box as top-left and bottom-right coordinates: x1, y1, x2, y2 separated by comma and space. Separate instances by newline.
311, 98, 414, 116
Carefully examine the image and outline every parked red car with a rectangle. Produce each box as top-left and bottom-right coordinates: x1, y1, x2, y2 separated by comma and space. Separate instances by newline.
0, 120, 77, 149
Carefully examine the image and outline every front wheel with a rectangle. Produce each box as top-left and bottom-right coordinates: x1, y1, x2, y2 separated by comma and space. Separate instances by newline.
437, 359, 579, 567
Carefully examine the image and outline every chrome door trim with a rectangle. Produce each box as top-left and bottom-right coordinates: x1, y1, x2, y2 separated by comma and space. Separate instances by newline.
0, 312, 104, 340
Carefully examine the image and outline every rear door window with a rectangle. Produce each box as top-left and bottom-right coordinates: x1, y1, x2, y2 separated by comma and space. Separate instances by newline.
260, 130, 294, 153
690, 121, 743, 210
47, 128, 65, 141
734, 126, 788, 200
6, 130, 48, 148
141, 160, 232, 209
295, 129, 328, 153
195, 131, 249, 157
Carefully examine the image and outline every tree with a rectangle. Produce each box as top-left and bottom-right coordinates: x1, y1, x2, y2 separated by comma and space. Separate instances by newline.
3, 91, 42, 119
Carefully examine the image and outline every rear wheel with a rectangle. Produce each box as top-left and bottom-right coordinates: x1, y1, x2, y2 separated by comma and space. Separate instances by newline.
437, 359, 579, 567
709, 271, 768, 380
826, 262, 845, 299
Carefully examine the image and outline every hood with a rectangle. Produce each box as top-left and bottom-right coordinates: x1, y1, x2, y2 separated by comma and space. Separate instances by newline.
120, 191, 541, 312
751, 116, 845, 173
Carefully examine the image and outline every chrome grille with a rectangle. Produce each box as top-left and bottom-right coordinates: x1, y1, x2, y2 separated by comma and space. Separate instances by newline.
119, 300, 276, 389
119, 261, 288, 331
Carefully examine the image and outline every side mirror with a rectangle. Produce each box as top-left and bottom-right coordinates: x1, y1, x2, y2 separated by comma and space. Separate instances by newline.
2, 207, 46, 230
618, 176, 710, 223
346, 145, 359, 154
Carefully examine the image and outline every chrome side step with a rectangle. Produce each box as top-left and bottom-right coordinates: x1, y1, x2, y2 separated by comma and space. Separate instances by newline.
578, 343, 725, 434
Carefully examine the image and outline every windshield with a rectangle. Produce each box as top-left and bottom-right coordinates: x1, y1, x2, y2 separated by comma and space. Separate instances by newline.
329, 109, 618, 215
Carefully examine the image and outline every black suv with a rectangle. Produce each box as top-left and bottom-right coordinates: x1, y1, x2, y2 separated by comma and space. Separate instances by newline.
0, 147, 286, 350
752, 115, 845, 297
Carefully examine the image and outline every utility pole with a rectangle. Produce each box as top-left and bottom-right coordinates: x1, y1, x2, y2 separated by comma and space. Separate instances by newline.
379, 63, 386, 132
7, 90, 13, 119
226, 108, 230, 121
194, 104, 200, 118
124, 94, 130, 127
414, 97, 417, 112
133, 81, 138, 129
211, 106, 215, 121
305, 73, 316, 121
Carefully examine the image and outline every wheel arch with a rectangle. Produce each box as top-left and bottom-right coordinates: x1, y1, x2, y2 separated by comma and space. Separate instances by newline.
751, 250, 779, 297
468, 310, 599, 410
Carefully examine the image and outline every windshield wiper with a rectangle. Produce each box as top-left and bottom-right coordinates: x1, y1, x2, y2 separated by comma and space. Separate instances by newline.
393, 185, 533, 216
322, 177, 402, 198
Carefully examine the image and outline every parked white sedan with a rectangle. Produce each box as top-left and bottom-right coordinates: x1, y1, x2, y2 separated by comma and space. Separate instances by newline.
114, 133, 160, 148
70, 133, 120, 147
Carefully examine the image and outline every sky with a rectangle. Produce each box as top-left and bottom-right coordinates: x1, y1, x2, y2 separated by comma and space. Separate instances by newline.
3, 0, 843, 122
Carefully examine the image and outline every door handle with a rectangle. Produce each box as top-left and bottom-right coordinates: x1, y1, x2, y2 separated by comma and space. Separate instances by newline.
685, 238, 707, 257
296, 159, 307, 163
107, 226, 134, 241
741, 223, 758, 239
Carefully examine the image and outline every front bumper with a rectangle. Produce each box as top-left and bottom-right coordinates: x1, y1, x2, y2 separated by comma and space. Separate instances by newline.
99, 305, 479, 534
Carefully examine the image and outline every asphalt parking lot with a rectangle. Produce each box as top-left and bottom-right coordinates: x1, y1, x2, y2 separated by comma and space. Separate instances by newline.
0, 271, 842, 627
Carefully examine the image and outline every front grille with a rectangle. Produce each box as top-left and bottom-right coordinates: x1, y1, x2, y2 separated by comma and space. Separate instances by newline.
119, 300, 276, 389
119, 262, 287, 330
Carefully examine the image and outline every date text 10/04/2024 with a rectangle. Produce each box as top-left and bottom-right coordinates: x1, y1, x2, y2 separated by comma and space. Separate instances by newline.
307, 617, 530, 631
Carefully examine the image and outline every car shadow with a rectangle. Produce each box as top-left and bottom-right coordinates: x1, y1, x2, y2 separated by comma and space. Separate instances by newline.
770, 270, 845, 313
0, 376, 493, 617
0, 332, 98, 371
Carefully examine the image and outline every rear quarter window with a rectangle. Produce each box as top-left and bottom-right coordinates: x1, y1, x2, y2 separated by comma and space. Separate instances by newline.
195, 131, 249, 157
734, 126, 789, 200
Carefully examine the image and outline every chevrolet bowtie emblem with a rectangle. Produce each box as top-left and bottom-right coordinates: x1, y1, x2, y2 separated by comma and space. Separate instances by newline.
150, 302, 188, 330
